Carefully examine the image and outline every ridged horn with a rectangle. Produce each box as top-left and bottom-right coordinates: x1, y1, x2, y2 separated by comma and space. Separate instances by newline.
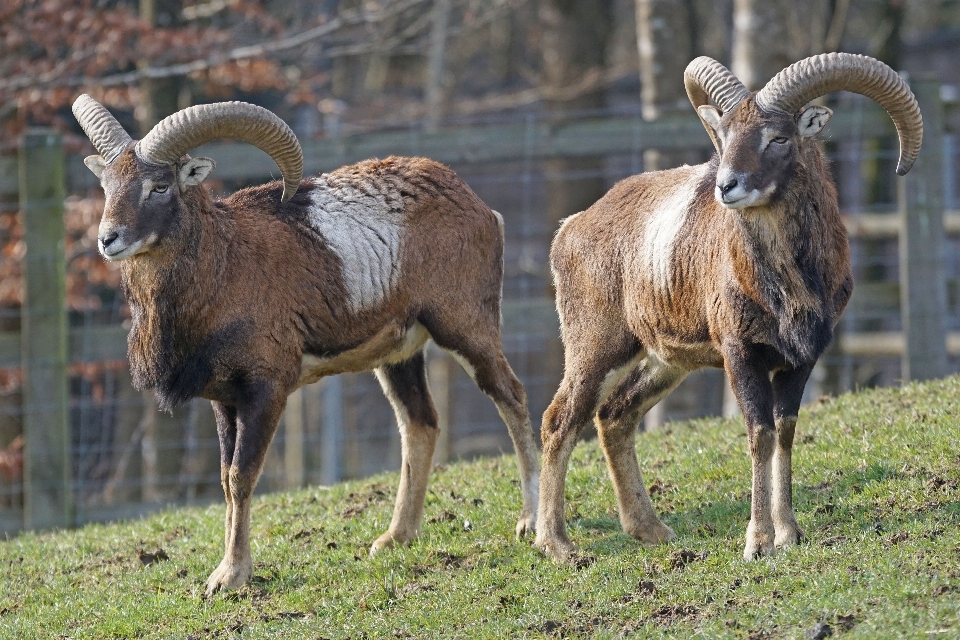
71, 95, 133, 164
684, 56, 751, 153
138, 102, 303, 202
756, 53, 922, 175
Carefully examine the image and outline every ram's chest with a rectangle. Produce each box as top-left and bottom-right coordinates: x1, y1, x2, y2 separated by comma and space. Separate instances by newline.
306, 178, 408, 312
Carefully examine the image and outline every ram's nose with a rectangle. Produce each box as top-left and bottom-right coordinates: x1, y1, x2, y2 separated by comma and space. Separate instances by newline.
99, 231, 120, 249
718, 178, 738, 196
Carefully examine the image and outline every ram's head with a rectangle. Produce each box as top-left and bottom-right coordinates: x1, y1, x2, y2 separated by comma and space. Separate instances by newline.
73, 96, 303, 261
684, 53, 922, 210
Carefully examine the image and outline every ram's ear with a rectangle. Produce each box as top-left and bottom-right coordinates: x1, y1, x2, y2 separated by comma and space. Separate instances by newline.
697, 105, 723, 135
796, 105, 833, 138
84, 155, 107, 178
178, 157, 216, 186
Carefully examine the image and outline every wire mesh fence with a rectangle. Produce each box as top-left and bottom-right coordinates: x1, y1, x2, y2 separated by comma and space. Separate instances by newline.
1, 93, 958, 533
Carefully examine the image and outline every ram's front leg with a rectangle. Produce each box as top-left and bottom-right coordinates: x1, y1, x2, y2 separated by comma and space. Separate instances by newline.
724, 344, 777, 560
206, 384, 286, 597
771, 365, 813, 549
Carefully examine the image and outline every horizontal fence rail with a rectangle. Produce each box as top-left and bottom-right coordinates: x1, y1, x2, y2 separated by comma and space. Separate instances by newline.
4, 102, 957, 197
0, 294, 956, 368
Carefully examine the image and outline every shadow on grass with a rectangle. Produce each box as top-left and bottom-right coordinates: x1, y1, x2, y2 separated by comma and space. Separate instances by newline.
566, 459, 960, 559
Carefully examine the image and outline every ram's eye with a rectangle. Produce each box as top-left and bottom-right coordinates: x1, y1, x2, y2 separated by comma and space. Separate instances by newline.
152, 183, 169, 193
772, 137, 789, 144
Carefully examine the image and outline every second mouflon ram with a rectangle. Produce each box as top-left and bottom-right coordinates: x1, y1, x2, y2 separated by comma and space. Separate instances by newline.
72, 96, 539, 595
534, 53, 923, 562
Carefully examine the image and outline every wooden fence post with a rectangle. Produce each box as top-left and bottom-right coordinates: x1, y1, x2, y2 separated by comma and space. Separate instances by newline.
899, 78, 947, 382
19, 129, 72, 530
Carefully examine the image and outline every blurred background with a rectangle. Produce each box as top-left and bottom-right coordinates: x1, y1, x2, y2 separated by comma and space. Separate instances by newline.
1, 0, 958, 533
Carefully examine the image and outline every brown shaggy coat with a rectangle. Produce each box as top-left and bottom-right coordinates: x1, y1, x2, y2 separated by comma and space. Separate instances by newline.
535, 97, 852, 562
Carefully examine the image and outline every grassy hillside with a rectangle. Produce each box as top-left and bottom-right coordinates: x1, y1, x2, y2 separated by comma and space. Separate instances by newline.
2, 377, 960, 639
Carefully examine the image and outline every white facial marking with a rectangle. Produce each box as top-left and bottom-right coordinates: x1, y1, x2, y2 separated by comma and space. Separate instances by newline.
643, 174, 699, 288
308, 175, 405, 311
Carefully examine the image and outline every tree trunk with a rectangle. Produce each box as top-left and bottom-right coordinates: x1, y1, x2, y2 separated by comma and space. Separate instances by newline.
539, 0, 613, 232
731, 0, 795, 90
692, 0, 733, 62
636, 0, 693, 121
138, 0, 185, 136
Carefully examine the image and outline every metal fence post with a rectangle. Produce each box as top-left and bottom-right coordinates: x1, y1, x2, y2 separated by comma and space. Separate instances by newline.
320, 376, 343, 485
428, 347, 451, 465
284, 387, 306, 489
899, 78, 947, 382
19, 129, 72, 530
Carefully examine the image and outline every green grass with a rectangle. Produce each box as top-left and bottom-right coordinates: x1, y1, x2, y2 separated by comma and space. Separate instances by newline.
3, 377, 960, 639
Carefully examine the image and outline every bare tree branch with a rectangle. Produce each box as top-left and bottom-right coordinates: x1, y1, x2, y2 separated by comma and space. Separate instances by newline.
450, 62, 637, 117
0, 0, 430, 94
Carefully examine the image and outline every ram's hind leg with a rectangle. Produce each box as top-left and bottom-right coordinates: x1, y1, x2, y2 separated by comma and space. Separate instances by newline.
535, 328, 642, 561
370, 351, 440, 555
771, 365, 812, 549
595, 358, 685, 545
439, 340, 540, 538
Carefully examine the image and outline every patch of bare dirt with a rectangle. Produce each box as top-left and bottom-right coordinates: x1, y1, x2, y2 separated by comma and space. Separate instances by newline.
137, 548, 169, 567
340, 487, 389, 519
650, 603, 700, 625
667, 549, 707, 571
428, 509, 459, 523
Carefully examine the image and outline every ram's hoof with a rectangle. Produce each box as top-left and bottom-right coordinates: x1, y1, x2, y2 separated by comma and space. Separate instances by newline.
204, 559, 252, 597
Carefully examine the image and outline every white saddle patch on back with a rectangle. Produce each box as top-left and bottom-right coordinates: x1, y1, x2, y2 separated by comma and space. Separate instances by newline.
642, 172, 701, 289
307, 175, 406, 310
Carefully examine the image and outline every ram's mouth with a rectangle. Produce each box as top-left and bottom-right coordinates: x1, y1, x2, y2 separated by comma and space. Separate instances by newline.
719, 193, 749, 208
716, 189, 753, 209
717, 183, 776, 210
99, 235, 155, 261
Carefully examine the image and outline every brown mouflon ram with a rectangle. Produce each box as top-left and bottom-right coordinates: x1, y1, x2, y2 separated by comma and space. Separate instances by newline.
535, 53, 922, 562
72, 96, 539, 595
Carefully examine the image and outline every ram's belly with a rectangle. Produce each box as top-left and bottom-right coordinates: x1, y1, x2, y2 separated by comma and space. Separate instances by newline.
647, 339, 723, 370
297, 321, 430, 386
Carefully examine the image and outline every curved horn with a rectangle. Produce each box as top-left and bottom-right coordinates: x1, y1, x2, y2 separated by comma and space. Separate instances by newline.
684, 57, 751, 152
138, 102, 303, 202
72, 95, 133, 164
756, 53, 922, 175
